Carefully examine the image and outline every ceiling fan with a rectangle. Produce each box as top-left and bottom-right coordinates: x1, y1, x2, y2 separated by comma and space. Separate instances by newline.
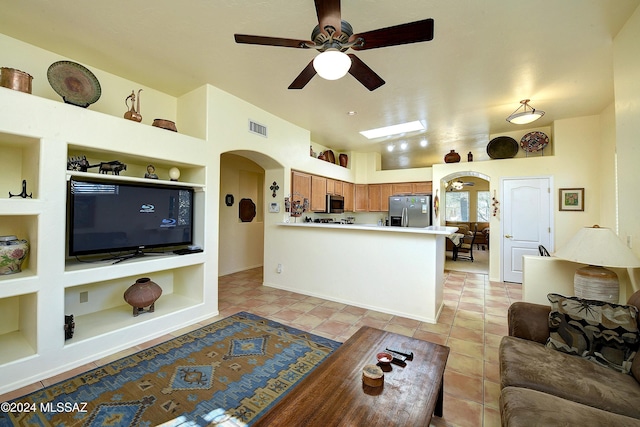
234, 0, 434, 91
448, 181, 475, 190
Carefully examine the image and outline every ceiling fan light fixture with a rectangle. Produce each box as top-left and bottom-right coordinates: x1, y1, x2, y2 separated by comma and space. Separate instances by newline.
313, 49, 351, 80
506, 99, 545, 124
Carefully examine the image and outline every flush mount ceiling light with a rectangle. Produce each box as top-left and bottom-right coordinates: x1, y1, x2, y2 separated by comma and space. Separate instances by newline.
400, 141, 408, 150
506, 99, 545, 125
313, 49, 352, 80
360, 120, 425, 139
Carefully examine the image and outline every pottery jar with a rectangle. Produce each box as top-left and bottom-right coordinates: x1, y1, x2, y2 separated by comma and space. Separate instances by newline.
124, 277, 162, 317
444, 150, 461, 163
0, 235, 29, 275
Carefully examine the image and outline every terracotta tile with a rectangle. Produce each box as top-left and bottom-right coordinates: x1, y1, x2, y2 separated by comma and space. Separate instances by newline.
307, 305, 338, 319
383, 323, 416, 337
342, 305, 368, 316
289, 301, 317, 312
484, 380, 501, 409
0, 382, 43, 402
453, 316, 484, 332
388, 315, 421, 329
485, 322, 508, 337
321, 300, 347, 310
412, 330, 448, 345
444, 370, 483, 403
446, 352, 483, 378
449, 325, 484, 344
446, 337, 484, 358
484, 332, 504, 348
484, 361, 501, 384
270, 308, 305, 322
484, 344, 501, 365
355, 317, 388, 330
484, 406, 502, 427
457, 301, 485, 314
313, 319, 351, 337
251, 304, 283, 317
417, 321, 451, 336
41, 362, 98, 387
292, 313, 325, 329
329, 311, 362, 325
442, 394, 483, 427
303, 296, 327, 305
364, 310, 394, 322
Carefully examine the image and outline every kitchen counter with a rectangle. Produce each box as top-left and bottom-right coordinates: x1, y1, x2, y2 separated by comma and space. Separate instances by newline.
263, 222, 454, 323
279, 222, 458, 235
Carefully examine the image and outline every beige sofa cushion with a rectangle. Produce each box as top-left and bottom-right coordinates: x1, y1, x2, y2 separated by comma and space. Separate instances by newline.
500, 336, 640, 419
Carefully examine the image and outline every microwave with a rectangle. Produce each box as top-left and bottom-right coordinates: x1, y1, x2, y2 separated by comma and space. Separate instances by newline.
326, 194, 344, 213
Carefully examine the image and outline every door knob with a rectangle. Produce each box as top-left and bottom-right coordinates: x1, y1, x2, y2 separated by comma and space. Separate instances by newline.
505, 234, 513, 238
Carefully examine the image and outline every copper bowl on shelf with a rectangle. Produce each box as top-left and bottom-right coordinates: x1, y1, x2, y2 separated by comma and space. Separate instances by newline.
152, 118, 177, 132
0, 67, 33, 94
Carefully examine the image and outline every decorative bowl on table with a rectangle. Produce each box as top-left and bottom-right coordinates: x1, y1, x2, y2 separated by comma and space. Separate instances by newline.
376, 352, 393, 365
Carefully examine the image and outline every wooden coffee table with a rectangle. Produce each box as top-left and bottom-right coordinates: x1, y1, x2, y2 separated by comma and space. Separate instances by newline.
253, 326, 450, 426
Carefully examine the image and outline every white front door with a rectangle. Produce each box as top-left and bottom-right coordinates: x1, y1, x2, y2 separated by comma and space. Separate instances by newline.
502, 177, 552, 283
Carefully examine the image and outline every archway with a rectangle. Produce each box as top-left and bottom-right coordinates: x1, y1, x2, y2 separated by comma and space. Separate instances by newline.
440, 171, 491, 275
218, 150, 285, 276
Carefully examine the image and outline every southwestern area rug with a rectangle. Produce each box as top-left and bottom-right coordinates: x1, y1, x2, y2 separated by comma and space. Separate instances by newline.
0, 312, 341, 427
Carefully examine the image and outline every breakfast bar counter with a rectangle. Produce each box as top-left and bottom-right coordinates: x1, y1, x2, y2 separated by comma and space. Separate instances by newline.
263, 223, 457, 323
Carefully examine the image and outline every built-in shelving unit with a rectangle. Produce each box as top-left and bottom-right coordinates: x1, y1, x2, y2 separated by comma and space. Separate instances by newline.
0, 88, 216, 394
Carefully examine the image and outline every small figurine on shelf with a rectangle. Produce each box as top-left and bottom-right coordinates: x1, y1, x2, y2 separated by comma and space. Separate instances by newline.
98, 161, 127, 175
145, 164, 158, 179
67, 155, 92, 172
124, 89, 142, 122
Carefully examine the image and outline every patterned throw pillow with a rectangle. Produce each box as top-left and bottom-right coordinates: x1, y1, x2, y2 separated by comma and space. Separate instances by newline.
546, 293, 640, 374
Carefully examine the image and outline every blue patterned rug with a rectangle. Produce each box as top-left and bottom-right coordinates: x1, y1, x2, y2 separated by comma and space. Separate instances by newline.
0, 312, 341, 426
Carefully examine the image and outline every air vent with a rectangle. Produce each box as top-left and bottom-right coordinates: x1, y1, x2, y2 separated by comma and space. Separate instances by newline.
248, 120, 268, 138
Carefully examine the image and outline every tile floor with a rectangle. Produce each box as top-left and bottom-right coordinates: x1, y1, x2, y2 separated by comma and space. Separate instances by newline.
0, 266, 521, 427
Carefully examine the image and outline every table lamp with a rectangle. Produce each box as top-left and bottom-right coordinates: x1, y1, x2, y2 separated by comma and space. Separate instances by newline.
554, 225, 640, 303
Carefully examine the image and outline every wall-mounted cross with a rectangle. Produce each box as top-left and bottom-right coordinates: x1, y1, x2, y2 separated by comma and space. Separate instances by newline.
270, 181, 280, 198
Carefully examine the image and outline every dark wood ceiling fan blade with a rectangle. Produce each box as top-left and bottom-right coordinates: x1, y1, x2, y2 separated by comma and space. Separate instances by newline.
288, 60, 317, 89
234, 34, 313, 49
315, 0, 342, 36
347, 54, 385, 91
350, 18, 434, 50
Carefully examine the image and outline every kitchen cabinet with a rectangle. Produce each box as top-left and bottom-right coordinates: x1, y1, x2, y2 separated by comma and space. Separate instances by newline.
391, 182, 414, 195
326, 179, 343, 196
311, 175, 327, 211
413, 181, 432, 194
391, 181, 432, 195
291, 171, 312, 203
343, 182, 354, 212
355, 184, 369, 212
368, 184, 393, 212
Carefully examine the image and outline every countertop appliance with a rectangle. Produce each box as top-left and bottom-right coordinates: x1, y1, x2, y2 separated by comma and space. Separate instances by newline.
389, 195, 432, 227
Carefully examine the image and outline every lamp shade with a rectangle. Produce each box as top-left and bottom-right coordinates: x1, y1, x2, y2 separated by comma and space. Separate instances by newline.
506, 99, 545, 125
313, 49, 351, 80
554, 226, 640, 268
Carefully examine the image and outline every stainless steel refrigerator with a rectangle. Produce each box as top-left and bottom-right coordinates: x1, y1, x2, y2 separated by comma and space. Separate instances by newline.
389, 195, 432, 227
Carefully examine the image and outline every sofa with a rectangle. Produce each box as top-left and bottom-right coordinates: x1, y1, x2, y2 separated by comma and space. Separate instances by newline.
499, 291, 640, 426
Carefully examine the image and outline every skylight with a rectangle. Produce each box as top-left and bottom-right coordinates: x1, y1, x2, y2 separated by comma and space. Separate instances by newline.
359, 120, 425, 139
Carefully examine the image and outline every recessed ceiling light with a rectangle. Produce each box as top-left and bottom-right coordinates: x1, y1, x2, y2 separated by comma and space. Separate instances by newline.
387, 144, 395, 152
400, 141, 408, 150
360, 120, 425, 139
347, 111, 357, 116
420, 139, 428, 147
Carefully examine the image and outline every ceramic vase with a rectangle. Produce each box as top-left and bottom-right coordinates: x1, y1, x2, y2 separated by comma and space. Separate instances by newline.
124, 277, 162, 317
444, 150, 461, 163
0, 235, 29, 275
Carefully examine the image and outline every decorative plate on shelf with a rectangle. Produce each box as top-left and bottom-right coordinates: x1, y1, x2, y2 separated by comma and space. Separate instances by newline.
47, 61, 101, 107
487, 136, 518, 159
520, 131, 549, 152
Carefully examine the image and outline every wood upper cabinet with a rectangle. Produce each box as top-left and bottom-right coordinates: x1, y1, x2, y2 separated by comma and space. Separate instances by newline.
368, 183, 392, 212
412, 181, 432, 194
311, 175, 327, 211
327, 179, 344, 196
391, 181, 432, 195
355, 184, 369, 212
391, 182, 413, 195
291, 170, 311, 203
343, 182, 354, 212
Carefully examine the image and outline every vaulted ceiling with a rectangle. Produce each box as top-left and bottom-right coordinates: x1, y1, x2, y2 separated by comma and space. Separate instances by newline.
1, 0, 638, 168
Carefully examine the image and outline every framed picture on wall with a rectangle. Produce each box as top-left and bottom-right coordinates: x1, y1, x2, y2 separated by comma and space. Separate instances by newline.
559, 188, 584, 211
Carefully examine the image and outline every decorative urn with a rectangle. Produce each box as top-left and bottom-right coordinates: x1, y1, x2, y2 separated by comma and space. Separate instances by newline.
124, 277, 162, 317
0, 235, 29, 275
444, 150, 461, 163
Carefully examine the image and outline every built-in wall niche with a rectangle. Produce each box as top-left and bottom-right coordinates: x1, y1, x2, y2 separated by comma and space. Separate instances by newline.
64, 264, 204, 344
0, 215, 38, 277
67, 145, 205, 185
0, 292, 37, 364
0, 133, 40, 199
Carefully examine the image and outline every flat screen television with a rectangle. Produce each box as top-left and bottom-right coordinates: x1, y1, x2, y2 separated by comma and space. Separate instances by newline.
68, 177, 194, 257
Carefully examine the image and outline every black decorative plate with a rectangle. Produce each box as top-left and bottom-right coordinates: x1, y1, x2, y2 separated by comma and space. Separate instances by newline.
520, 131, 549, 152
487, 136, 518, 159
47, 61, 101, 107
